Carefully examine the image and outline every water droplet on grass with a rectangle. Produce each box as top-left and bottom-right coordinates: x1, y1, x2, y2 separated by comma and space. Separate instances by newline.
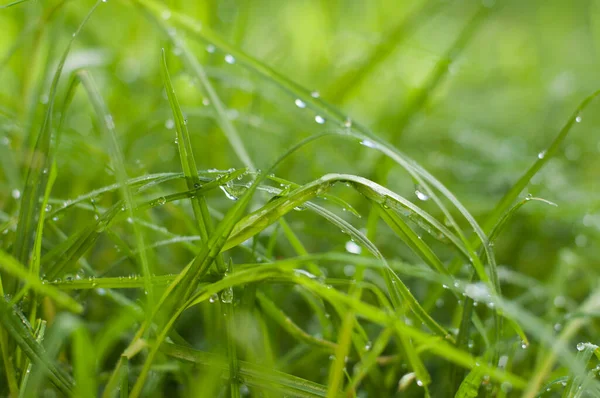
345, 240, 361, 254
206, 44, 216, 53
294, 99, 306, 108
537, 150, 546, 159
315, 115, 325, 124
224, 54, 236, 64
220, 287, 233, 303
161, 10, 171, 20
554, 323, 562, 331
165, 119, 175, 129
209, 294, 218, 303
577, 342, 586, 351
554, 295, 566, 308
157, 197, 166, 206
576, 115, 582, 123
360, 139, 376, 148
219, 185, 239, 201
311, 91, 320, 98
11, 189, 20, 199
414, 187, 429, 201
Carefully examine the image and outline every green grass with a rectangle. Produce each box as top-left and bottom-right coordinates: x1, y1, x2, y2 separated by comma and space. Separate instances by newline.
1, 0, 600, 397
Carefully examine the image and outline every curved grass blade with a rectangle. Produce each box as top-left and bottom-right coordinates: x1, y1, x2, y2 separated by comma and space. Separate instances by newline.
0, 250, 82, 313
483, 89, 600, 233
160, 342, 333, 397
0, 0, 30, 10
256, 291, 337, 351
0, 299, 74, 395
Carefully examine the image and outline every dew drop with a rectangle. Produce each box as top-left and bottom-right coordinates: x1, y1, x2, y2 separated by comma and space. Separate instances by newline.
165, 119, 175, 129
360, 139, 376, 148
11, 189, 20, 199
577, 342, 585, 351
364, 341, 372, 351
220, 287, 233, 303
345, 240, 362, 255
161, 10, 171, 20
537, 150, 546, 159
311, 91, 320, 98
315, 115, 326, 124
414, 187, 430, 201
344, 118, 352, 128
416, 380, 423, 387
224, 54, 236, 64
157, 197, 166, 206
576, 115, 582, 123
219, 185, 238, 201
343, 265, 355, 277
206, 44, 216, 53
554, 323, 562, 332
209, 294, 218, 303
294, 99, 306, 108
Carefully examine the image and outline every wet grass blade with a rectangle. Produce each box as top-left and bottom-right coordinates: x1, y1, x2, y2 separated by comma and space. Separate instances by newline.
160, 342, 333, 397
483, 89, 600, 233
160, 48, 213, 241
256, 291, 336, 352
0, 299, 74, 395
76, 69, 156, 312
0, 250, 82, 313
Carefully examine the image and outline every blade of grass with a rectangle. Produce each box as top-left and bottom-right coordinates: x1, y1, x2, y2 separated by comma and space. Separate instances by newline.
76, 68, 156, 314
160, 342, 333, 397
0, 250, 82, 313
0, 299, 73, 395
